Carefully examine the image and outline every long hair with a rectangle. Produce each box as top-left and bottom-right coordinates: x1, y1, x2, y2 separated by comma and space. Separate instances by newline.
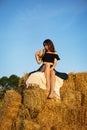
43, 39, 55, 52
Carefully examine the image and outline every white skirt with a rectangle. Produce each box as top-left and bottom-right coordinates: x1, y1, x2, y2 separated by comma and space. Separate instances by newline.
26, 72, 63, 99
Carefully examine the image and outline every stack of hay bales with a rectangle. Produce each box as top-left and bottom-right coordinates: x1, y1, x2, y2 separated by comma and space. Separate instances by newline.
0, 72, 87, 130
0, 90, 21, 130
59, 72, 87, 129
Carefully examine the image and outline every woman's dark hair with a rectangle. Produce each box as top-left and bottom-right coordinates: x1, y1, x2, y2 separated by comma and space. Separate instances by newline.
43, 39, 55, 52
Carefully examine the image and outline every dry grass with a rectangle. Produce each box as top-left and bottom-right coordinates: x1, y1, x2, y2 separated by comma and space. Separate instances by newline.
0, 72, 87, 130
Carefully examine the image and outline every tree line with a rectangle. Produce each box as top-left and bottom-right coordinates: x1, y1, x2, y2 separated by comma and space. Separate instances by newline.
0, 74, 20, 99
0, 73, 29, 99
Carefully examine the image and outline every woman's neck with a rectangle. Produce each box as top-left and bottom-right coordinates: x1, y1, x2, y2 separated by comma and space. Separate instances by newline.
47, 50, 51, 52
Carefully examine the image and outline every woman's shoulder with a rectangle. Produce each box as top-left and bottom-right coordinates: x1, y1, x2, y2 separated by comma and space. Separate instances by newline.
46, 51, 58, 54
53, 51, 60, 60
54, 51, 58, 55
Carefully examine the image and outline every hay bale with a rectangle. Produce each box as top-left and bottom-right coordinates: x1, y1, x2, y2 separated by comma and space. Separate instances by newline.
37, 99, 62, 129
22, 120, 40, 130
60, 73, 75, 97
75, 72, 87, 106
23, 86, 48, 119
12, 119, 40, 130
12, 104, 31, 130
0, 90, 21, 130
60, 73, 79, 107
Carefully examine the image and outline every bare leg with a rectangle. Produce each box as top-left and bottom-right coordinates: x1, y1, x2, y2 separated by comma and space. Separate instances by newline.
48, 70, 56, 98
40, 64, 46, 72
44, 63, 50, 91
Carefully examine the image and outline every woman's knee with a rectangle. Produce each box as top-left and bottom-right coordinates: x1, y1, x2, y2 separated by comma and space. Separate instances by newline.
50, 69, 55, 75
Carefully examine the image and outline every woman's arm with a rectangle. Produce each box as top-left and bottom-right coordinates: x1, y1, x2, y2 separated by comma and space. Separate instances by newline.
35, 50, 42, 64
51, 58, 58, 70
51, 52, 58, 70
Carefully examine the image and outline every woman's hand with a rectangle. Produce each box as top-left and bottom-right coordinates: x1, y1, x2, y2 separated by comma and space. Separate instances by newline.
50, 66, 54, 70
35, 50, 42, 64
36, 50, 43, 57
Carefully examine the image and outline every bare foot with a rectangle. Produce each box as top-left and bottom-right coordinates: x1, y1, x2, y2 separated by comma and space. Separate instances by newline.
48, 91, 55, 99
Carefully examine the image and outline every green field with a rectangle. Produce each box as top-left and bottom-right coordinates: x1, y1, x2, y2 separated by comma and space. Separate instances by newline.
0, 99, 2, 111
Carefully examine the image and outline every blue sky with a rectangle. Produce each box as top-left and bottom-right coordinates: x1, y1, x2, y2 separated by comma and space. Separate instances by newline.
0, 0, 87, 78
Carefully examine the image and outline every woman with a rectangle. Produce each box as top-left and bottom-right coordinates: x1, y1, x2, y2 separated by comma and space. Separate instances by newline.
35, 39, 60, 99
